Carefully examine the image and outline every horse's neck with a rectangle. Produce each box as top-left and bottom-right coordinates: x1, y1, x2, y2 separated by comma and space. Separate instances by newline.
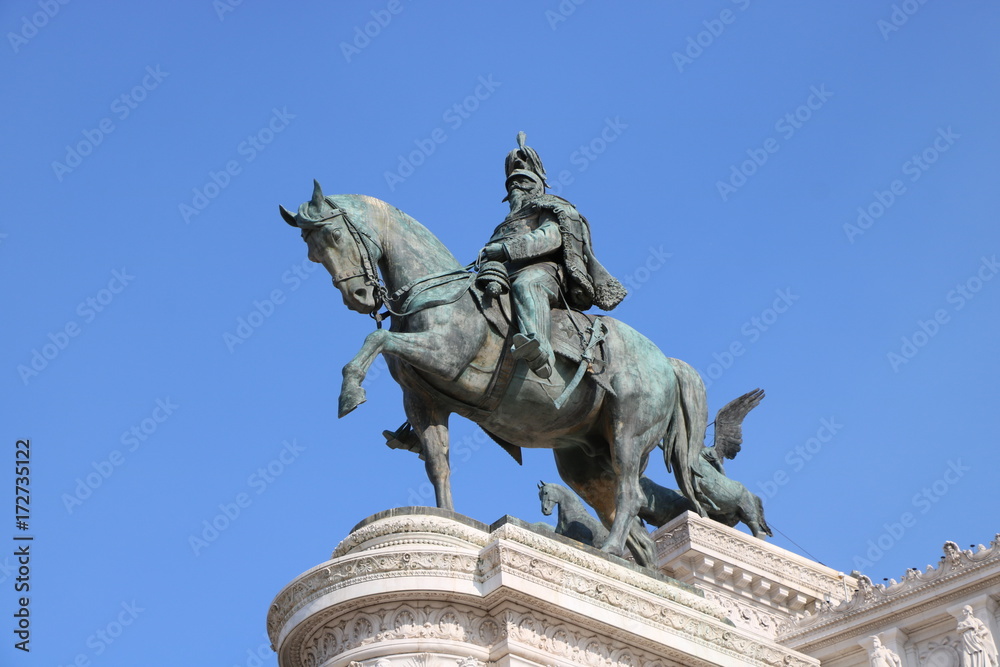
554, 490, 584, 530
555, 500, 571, 533
346, 195, 463, 292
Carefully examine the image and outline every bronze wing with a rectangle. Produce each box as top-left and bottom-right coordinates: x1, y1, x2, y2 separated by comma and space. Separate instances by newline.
712, 388, 765, 460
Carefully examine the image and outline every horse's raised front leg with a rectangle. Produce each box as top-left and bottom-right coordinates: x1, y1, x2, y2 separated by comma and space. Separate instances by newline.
339, 329, 460, 417
404, 391, 453, 510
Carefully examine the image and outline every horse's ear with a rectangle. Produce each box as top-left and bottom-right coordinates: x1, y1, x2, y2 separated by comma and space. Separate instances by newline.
538, 480, 544, 489
279, 205, 298, 227
311, 180, 325, 207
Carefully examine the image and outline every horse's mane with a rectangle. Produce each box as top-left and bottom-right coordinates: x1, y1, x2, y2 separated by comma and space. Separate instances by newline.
330, 194, 463, 272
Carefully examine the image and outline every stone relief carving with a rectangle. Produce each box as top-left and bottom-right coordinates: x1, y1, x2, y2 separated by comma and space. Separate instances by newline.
700, 589, 781, 638
297, 601, 697, 667
945, 542, 965, 568
268, 549, 479, 645
498, 607, 726, 667
477, 537, 726, 624
299, 603, 495, 667
919, 636, 962, 667
483, 523, 726, 620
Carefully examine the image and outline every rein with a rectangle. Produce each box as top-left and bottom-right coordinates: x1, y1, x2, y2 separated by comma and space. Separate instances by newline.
379, 270, 476, 321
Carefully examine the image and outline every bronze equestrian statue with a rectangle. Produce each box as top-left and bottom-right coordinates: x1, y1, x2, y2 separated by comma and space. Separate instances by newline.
278, 133, 772, 566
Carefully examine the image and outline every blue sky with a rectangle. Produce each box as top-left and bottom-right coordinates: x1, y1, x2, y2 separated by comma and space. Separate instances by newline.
3, 2, 999, 665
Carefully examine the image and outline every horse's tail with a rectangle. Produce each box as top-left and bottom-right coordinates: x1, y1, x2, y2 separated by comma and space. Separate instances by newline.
754, 494, 773, 537
662, 358, 708, 516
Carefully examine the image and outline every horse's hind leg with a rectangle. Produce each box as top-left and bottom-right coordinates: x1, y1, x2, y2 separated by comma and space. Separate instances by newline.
603, 432, 652, 562
552, 448, 616, 529
552, 445, 654, 566
403, 390, 454, 510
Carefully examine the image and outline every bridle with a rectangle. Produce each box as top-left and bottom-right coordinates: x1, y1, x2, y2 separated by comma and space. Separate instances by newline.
303, 198, 388, 324
303, 197, 473, 329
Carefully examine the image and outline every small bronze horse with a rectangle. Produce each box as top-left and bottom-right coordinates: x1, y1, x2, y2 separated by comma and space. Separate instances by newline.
538, 481, 609, 548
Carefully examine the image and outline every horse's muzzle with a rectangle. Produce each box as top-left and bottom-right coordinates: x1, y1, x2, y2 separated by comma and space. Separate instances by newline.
337, 276, 378, 314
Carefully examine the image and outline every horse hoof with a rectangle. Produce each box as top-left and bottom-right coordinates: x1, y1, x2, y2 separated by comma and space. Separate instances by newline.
600, 542, 629, 559
338, 386, 367, 417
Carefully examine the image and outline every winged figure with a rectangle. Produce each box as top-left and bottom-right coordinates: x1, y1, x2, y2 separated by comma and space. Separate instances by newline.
703, 388, 766, 475
696, 388, 771, 536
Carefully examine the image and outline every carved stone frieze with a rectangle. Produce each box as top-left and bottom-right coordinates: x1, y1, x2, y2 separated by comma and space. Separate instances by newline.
479, 525, 727, 622
299, 602, 494, 667
482, 541, 729, 630
268, 550, 479, 644
499, 606, 690, 667
700, 589, 783, 638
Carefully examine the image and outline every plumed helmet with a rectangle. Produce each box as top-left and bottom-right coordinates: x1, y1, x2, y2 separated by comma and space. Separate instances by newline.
504, 131, 548, 188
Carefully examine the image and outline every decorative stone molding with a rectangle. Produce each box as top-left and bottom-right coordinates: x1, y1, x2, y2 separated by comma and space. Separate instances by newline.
652, 512, 851, 640
499, 605, 707, 667
784, 536, 1000, 639
267, 550, 480, 644
777, 533, 1000, 667
332, 508, 492, 558
346, 654, 491, 667
654, 513, 852, 601
481, 520, 726, 621
268, 509, 818, 667
300, 602, 495, 667
700, 589, 784, 637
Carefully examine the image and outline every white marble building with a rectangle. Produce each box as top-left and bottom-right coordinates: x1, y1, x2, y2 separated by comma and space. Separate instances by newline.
267, 508, 999, 667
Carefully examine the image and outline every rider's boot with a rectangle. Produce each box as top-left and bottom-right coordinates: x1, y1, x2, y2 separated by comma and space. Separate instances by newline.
512, 333, 552, 378
511, 277, 556, 379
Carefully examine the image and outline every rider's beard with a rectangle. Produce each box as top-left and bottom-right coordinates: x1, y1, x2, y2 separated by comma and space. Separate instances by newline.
508, 190, 529, 211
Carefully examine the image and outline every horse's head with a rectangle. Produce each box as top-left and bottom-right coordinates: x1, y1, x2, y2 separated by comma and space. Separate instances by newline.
280, 181, 382, 315
538, 480, 556, 516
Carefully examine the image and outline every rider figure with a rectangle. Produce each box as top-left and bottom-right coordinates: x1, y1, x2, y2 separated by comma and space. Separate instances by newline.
481, 133, 627, 379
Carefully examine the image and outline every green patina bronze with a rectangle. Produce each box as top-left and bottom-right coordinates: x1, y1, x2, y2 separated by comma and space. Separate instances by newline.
278, 133, 772, 566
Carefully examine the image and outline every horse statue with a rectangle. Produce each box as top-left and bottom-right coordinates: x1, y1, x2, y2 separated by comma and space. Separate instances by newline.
279, 181, 721, 567
538, 481, 609, 548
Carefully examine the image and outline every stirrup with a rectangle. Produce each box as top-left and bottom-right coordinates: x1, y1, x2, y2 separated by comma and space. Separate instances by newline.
512, 333, 552, 379
382, 422, 425, 460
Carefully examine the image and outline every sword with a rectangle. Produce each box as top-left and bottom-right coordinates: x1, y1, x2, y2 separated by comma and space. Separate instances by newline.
554, 318, 606, 409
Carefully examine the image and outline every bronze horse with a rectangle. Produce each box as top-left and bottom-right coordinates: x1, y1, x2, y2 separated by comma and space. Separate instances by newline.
280, 182, 710, 566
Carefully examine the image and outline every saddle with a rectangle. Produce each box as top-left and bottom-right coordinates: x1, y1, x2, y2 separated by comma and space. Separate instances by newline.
469, 284, 615, 397
385, 279, 614, 465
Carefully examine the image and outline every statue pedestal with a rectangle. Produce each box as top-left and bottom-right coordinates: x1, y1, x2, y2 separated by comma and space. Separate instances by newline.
267, 508, 817, 666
